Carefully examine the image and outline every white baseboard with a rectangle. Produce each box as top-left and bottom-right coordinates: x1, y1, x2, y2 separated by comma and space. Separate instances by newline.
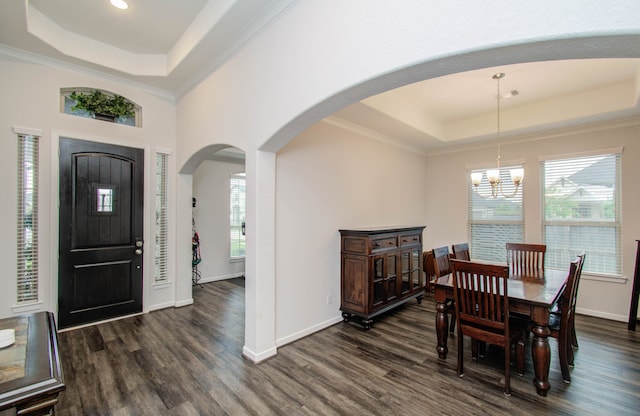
243, 345, 278, 363
148, 301, 175, 312
174, 298, 194, 308
576, 307, 628, 322
276, 314, 344, 347
199, 273, 244, 284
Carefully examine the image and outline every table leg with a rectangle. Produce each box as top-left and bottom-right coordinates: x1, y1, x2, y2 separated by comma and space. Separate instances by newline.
531, 308, 551, 396
435, 300, 449, 359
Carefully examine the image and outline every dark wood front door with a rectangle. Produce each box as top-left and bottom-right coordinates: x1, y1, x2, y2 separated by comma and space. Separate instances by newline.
58, 138, 144, 329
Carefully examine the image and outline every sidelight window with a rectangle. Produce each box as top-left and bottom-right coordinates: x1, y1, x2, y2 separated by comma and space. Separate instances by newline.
155, 152, 169, 283
16, 129, 40, 304
230, 172, 246, 259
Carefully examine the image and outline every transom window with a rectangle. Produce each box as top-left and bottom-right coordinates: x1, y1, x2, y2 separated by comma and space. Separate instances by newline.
60, 88, 140, 127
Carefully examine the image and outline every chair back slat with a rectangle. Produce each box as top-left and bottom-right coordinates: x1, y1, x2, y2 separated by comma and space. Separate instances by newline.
506, 242, 546, 276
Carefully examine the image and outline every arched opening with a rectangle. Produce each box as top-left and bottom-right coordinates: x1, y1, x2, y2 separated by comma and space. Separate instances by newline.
179, 144, 246, 352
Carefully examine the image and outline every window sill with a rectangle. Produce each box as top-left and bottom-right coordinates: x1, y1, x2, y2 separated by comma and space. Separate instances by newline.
582, 273, 627, 284
152, 281, 172, 289
12, 301, 44, 314
230, 257, 245, 263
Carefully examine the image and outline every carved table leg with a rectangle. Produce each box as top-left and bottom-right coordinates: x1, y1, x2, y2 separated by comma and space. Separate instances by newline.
435, 300, 449, 359
531, 308, 551, 396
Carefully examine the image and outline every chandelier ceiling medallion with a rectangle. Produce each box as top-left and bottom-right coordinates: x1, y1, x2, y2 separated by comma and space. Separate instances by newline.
471, 72, 523, 198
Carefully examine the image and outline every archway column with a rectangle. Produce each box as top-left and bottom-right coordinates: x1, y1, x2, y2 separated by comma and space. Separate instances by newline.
174, 173, 194, 307
242, 149, 277, 361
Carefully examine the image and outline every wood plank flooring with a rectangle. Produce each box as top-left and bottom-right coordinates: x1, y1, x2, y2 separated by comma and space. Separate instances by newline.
56, 279, 640, 415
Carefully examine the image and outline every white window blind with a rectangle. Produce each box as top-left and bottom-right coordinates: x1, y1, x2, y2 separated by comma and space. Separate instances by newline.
17, 134, 39, 303
230, 173, 246, 258
541, 151, 621, 275
467, 164, 524, 262
155, 152, 169, 283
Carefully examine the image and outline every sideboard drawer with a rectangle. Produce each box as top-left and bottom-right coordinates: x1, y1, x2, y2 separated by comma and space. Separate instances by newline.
371, 237, 397, 251
399, 233, 421, 247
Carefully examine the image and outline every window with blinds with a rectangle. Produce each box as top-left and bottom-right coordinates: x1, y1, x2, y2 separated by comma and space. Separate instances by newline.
155, 152, 169, 283
467, 164, 524, 262
541, 150, 622, 275
17, 134, 39, 303
230, 173, 246, 259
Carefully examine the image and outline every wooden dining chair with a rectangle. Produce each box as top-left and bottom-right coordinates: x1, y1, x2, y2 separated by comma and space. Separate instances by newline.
452, 243, 470, 261
423, 251, 436, 293
569, 252, 586, 351
450, 259, 526, 396
549, 253, 585, 383
432, 246, 456, 333
506, 242, 546, 276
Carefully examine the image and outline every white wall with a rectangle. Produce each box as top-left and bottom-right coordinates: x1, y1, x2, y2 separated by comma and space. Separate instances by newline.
0, 58, 178, 319
425, 120, 640, 321
275, 120, 429, 343
192, 159, 245, 282
175, 1, 640, 360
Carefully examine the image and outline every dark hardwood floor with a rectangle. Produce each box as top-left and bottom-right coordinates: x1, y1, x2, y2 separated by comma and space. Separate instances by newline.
56, 279, 640, 415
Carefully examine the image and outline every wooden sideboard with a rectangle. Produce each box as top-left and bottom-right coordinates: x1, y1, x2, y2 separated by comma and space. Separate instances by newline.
340, 226, 426, 329
0, 312, 65, 415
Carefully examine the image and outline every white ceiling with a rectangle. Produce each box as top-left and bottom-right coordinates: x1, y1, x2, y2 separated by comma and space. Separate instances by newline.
1, 0, 640, 154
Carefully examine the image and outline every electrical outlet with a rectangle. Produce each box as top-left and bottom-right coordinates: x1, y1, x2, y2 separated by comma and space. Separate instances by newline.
326, 293, 332, 305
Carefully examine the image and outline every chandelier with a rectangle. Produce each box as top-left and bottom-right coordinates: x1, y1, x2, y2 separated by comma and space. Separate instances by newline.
471, 72, 524, 198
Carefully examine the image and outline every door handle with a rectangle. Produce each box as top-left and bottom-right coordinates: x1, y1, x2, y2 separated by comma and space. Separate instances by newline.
135, 248, 143, 255
135, 239, 143, 255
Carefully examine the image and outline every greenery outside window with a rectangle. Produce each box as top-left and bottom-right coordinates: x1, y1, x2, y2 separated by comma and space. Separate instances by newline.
60, 88, 140, 127
541, 149, 622, 275
468, 163, 524, 262
230, 173, 246, 259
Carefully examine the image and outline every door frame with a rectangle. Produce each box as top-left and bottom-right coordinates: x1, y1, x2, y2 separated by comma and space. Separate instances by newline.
50, 132, 151, 327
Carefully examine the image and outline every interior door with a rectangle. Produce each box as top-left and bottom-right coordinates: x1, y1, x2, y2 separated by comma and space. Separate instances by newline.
58, 138, 144, 329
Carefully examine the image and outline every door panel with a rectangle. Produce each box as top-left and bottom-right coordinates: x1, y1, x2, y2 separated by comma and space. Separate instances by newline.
58, 138, 143, 329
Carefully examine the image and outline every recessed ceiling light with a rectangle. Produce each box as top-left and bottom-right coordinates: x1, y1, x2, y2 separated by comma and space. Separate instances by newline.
110, 0, 129, 10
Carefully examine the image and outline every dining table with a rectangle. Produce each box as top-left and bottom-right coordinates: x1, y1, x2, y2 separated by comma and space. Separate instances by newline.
432, 263, 569, 397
